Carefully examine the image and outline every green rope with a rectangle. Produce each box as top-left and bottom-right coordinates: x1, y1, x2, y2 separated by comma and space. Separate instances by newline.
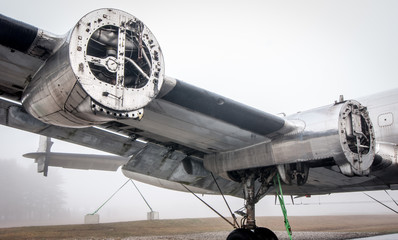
273, 173, 293, 240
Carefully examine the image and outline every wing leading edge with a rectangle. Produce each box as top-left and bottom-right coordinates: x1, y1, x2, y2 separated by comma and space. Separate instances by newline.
1, 9, 397, 201
0, 14, 64, 99
0, 10, 293, 199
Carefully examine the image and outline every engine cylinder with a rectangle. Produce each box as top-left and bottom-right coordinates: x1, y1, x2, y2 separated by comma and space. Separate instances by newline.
22, 8, 164, 127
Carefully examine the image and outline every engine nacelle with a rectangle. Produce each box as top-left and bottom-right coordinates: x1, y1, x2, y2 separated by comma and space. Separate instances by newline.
334, 100, 376, 176
22, 9, 164, 127
205, 99, 376, 179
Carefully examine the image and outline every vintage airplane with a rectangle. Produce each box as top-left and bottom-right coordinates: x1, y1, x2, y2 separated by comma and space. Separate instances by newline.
0, 8, 397, 240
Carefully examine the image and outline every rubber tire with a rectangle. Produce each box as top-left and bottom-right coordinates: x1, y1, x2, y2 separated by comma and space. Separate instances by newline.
254, 227, 278, 240
227, 228, 257, 240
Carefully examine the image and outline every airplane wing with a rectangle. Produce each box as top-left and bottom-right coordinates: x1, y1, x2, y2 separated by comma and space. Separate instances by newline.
1, 8, 397, 202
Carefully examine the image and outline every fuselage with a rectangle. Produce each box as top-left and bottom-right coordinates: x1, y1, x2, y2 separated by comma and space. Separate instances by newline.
360, 88, 398, 144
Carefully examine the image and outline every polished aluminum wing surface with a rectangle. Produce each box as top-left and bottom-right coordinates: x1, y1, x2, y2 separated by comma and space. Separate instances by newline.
1, 9, 398, 198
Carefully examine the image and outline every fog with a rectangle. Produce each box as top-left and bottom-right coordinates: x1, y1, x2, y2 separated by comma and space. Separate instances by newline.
2, 127, 398, 228
1, 0, 398, 227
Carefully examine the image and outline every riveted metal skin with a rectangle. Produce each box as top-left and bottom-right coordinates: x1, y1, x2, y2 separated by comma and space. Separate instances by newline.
205, 99, 376, 178
21, 9, 164, 127
1, 9, 398, 199
335, 100, 375, 176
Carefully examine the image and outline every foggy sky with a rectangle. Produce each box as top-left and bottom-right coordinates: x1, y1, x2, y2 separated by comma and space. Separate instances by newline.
1, 0, 398, 226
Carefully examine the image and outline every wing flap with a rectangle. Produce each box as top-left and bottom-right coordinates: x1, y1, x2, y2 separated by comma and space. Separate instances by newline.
122, 142, 243, 197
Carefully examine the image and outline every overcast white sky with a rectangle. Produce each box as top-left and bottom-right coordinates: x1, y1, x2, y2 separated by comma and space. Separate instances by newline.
1, 0, 398, 225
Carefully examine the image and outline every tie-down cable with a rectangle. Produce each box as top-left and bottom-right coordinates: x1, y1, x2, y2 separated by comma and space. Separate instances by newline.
181, 172, 240, 229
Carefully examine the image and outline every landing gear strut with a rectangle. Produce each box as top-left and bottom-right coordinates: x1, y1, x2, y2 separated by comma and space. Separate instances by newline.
227, 169, 278, 240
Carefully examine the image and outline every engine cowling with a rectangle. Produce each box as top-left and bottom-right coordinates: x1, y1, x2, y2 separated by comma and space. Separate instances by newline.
22, 8, 164, 127
205, 99, 376, 181
334, 100, 376, 175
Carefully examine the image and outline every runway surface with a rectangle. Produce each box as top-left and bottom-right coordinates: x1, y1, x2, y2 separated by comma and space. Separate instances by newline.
0, 215, 397, 239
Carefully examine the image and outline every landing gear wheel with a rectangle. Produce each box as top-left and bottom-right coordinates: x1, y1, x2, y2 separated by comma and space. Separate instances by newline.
254, 227, 278, 240
227, 229, 257, 240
